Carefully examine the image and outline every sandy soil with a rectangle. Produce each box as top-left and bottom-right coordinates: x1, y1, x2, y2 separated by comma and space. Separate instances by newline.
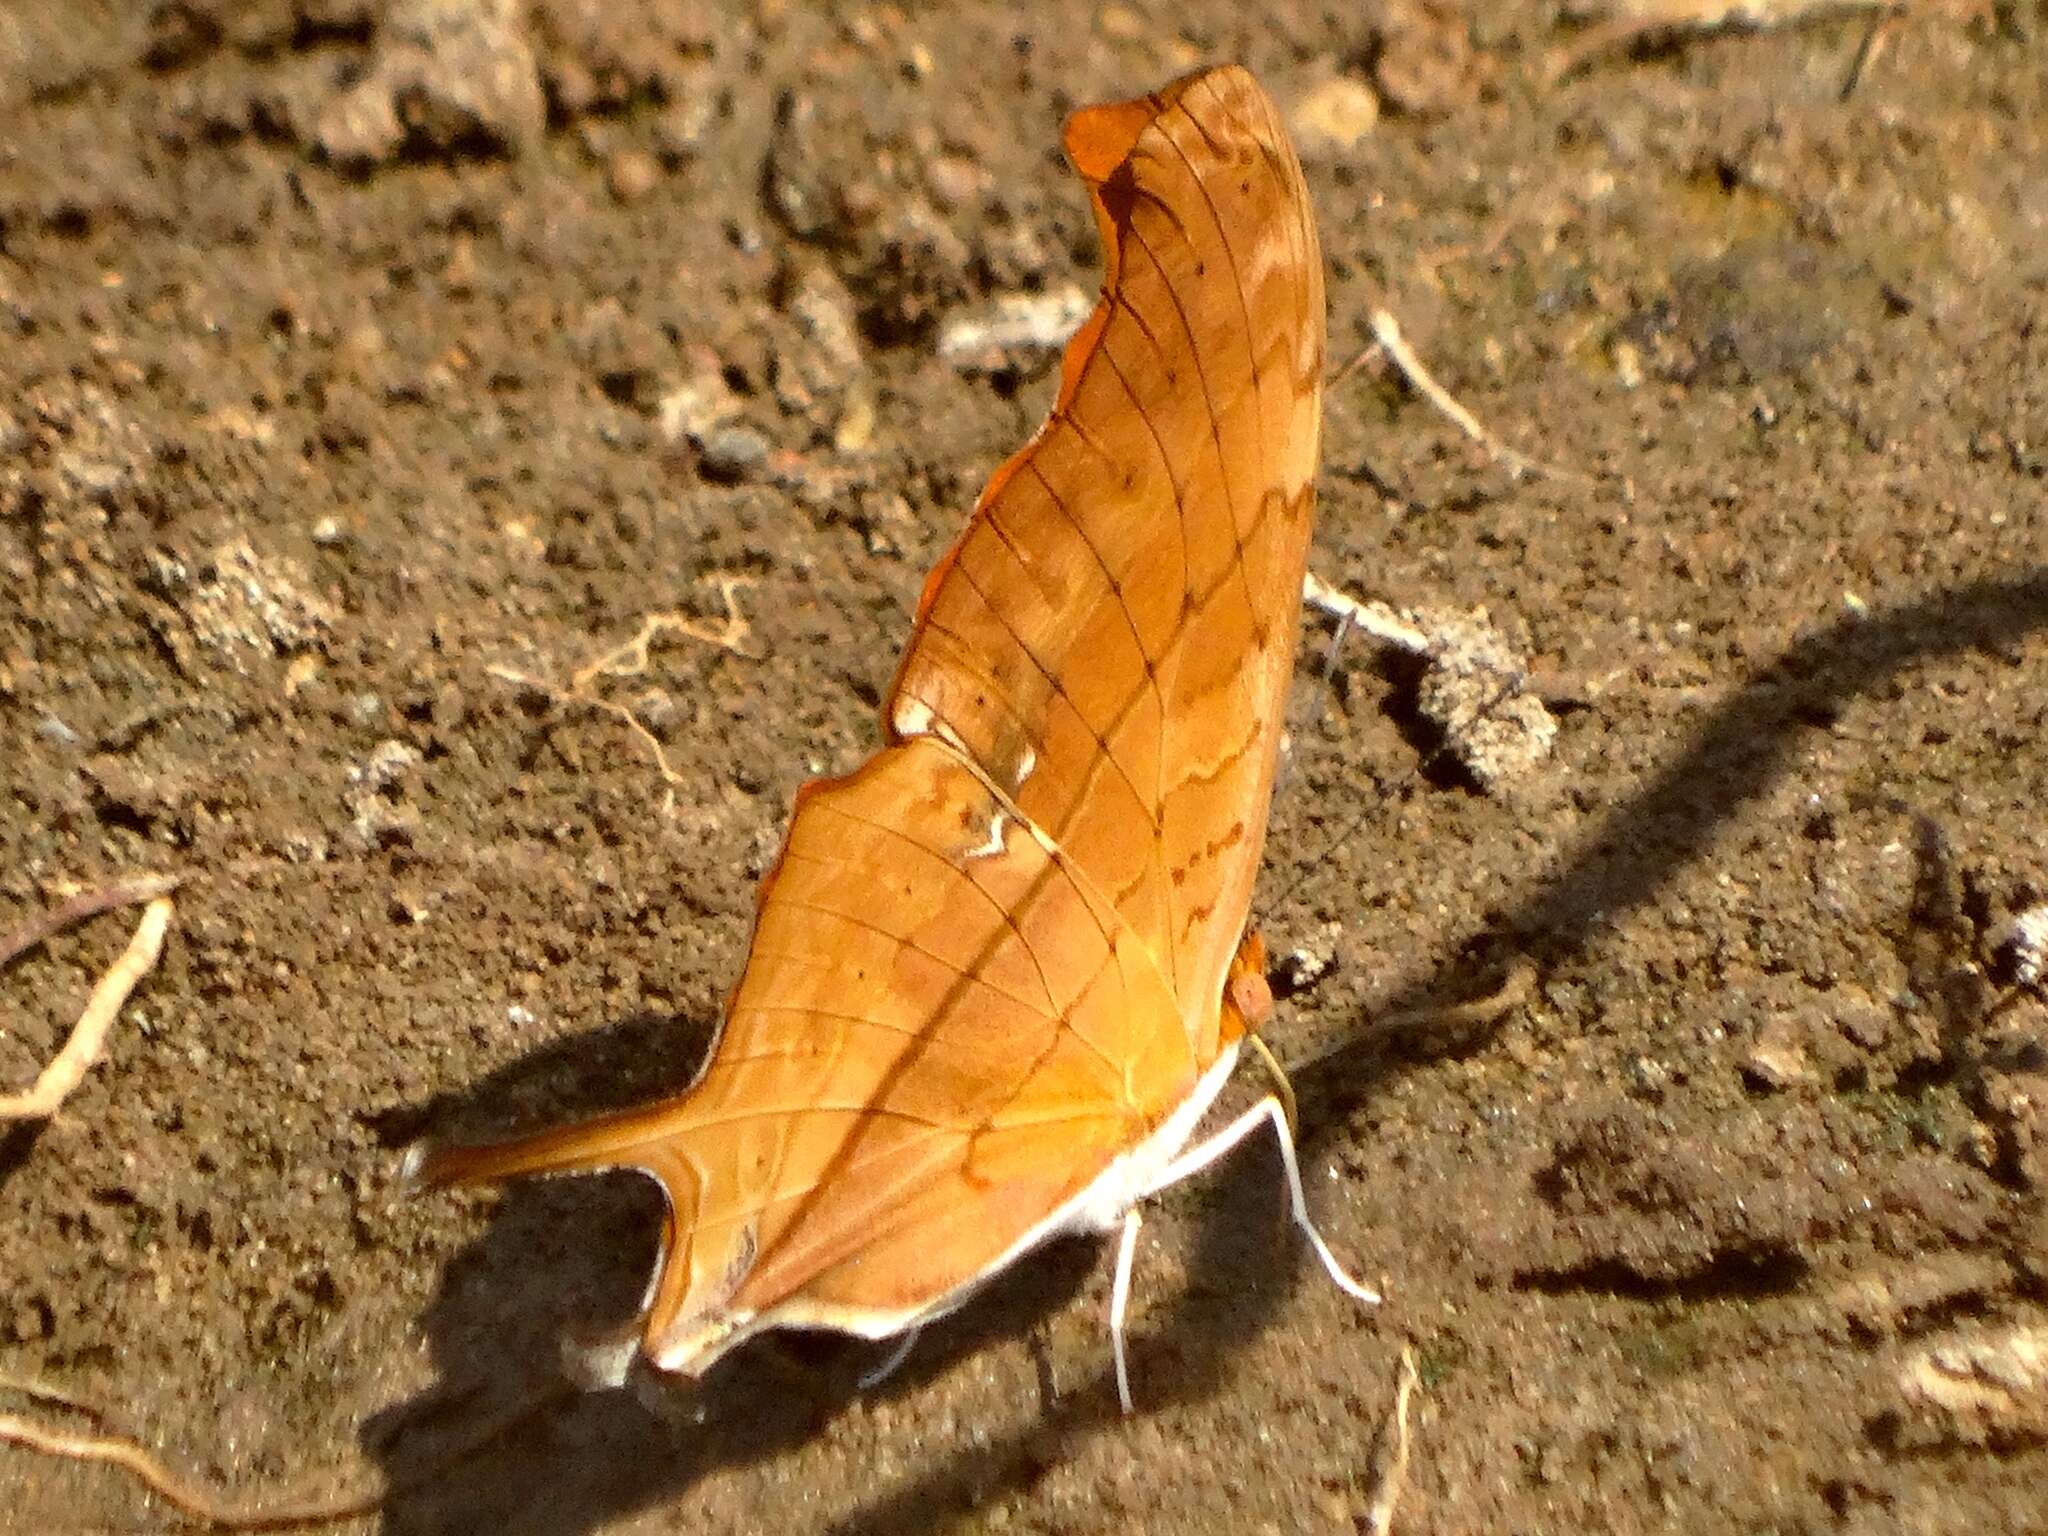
3, 2, 2045, 1532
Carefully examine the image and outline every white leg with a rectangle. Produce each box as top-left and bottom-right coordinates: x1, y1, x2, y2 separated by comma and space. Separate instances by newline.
1148, 1096, 1381, 1305
857, 1327, 922, 1391
1109, 1205, 1142, 1414
1320, 603, 1357, 680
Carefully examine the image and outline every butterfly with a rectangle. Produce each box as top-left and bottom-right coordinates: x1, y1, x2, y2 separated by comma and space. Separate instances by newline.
418, 62, 1375, 1413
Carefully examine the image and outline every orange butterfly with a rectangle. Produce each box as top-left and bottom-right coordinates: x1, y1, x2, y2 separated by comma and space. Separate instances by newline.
419, 63, 1375, 1412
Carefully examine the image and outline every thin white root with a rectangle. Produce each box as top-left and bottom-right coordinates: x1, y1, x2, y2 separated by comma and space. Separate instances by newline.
0, 1373, 104, 1419
1361, 1345, 1421, 1536
565, 574, 757, 691
0, 895, 173, 1122
1301, 572, 1433, 657
1370, 954, 1540, 1044
487, 574, 757, 786
1368, 309, 1585, 486
0, 875, 182, 970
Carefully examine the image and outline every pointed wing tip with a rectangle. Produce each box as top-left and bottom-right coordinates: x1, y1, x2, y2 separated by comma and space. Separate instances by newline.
1061, 63, 1252, 183
1062, 95, 1159, 184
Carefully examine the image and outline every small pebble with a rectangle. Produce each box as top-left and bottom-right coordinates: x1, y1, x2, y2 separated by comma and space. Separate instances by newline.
1897, 1325, 2048, 1443
653, 94, 716, 161
698, 425, 769, 482
924, 153, 987, 212
937, 288, 1092, 368
1273, 947, 1333, 994
1829, 988, 1891, 1050
1290, 76, 1379, 153
1740, 1024, 1812, 1092
1996, 905, 2048, 989
608, 148, 661, 204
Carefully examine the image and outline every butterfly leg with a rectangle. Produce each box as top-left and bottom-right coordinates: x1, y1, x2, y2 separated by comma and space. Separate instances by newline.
856, 1327, 923, 1392
1148, 1097, 1381, 1306
1245, 1032, 1299, 1139
1109, 1205, 1143, 1414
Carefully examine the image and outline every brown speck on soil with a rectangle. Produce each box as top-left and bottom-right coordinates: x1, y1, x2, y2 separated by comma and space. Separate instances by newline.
3, 2, 2046, 1533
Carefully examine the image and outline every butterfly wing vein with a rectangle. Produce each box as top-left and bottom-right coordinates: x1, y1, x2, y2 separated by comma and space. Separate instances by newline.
422, 64, 1325, 1375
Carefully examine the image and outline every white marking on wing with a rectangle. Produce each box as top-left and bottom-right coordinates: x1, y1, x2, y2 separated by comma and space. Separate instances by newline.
892, 695, 935, 739
964, 810, 1009, 861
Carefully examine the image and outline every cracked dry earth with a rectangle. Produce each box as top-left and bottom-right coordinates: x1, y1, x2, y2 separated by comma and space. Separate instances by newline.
3, 2, 2046, 1533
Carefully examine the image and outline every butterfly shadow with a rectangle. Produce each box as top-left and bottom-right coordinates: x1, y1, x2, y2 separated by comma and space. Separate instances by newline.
818, 566, 2048, 1535
368, 568, 2047, 1534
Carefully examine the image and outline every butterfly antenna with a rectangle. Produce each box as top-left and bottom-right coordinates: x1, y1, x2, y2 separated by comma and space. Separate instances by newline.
1267, 802, 1374, 924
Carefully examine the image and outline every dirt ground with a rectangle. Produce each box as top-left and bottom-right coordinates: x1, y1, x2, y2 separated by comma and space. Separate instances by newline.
3, 2, 2045, 1532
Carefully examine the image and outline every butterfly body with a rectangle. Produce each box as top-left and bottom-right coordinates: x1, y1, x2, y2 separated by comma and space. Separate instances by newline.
420, 63, 1363, 1397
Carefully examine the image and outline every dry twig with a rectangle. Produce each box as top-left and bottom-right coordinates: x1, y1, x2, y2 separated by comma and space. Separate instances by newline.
1838, 7, 1898, 97
1367, 310, 1588, 486
1548, 0, 1904, 83
1292, 956, 1540, 1075
1301, 572, 1434, 658
1, 894, 174, 1121
1362, 1345, 1422, 1535
0, 1374, 578, 1530
0, 874, 182, 972
487, 573, 757, 785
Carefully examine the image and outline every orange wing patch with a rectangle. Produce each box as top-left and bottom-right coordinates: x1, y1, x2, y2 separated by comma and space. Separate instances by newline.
421, 64, 1326, 1384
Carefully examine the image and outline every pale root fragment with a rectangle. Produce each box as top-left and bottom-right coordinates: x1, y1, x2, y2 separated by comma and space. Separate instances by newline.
1362, 1345, 1422, 1535
0, 1372, 576, 1529
1897, 1325, 2048, 1443
0, 895, 173, 1122
1366, 310, 1589, 487
1288, 956, 1539, 1076
0, 1407, 380, 1531
937, 287, 1093, 371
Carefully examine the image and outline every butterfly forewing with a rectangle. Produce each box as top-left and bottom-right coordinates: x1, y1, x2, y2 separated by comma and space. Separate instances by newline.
889, 68, 1323, 1056
421, 63, 1325, 1379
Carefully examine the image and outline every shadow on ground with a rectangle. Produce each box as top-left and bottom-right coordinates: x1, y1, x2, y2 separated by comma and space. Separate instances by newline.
370, 569, 2048, 1534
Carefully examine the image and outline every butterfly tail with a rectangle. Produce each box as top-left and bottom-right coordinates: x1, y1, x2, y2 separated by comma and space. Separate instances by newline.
405, 1104, 687, 1191
409, 1111, 768, 1379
